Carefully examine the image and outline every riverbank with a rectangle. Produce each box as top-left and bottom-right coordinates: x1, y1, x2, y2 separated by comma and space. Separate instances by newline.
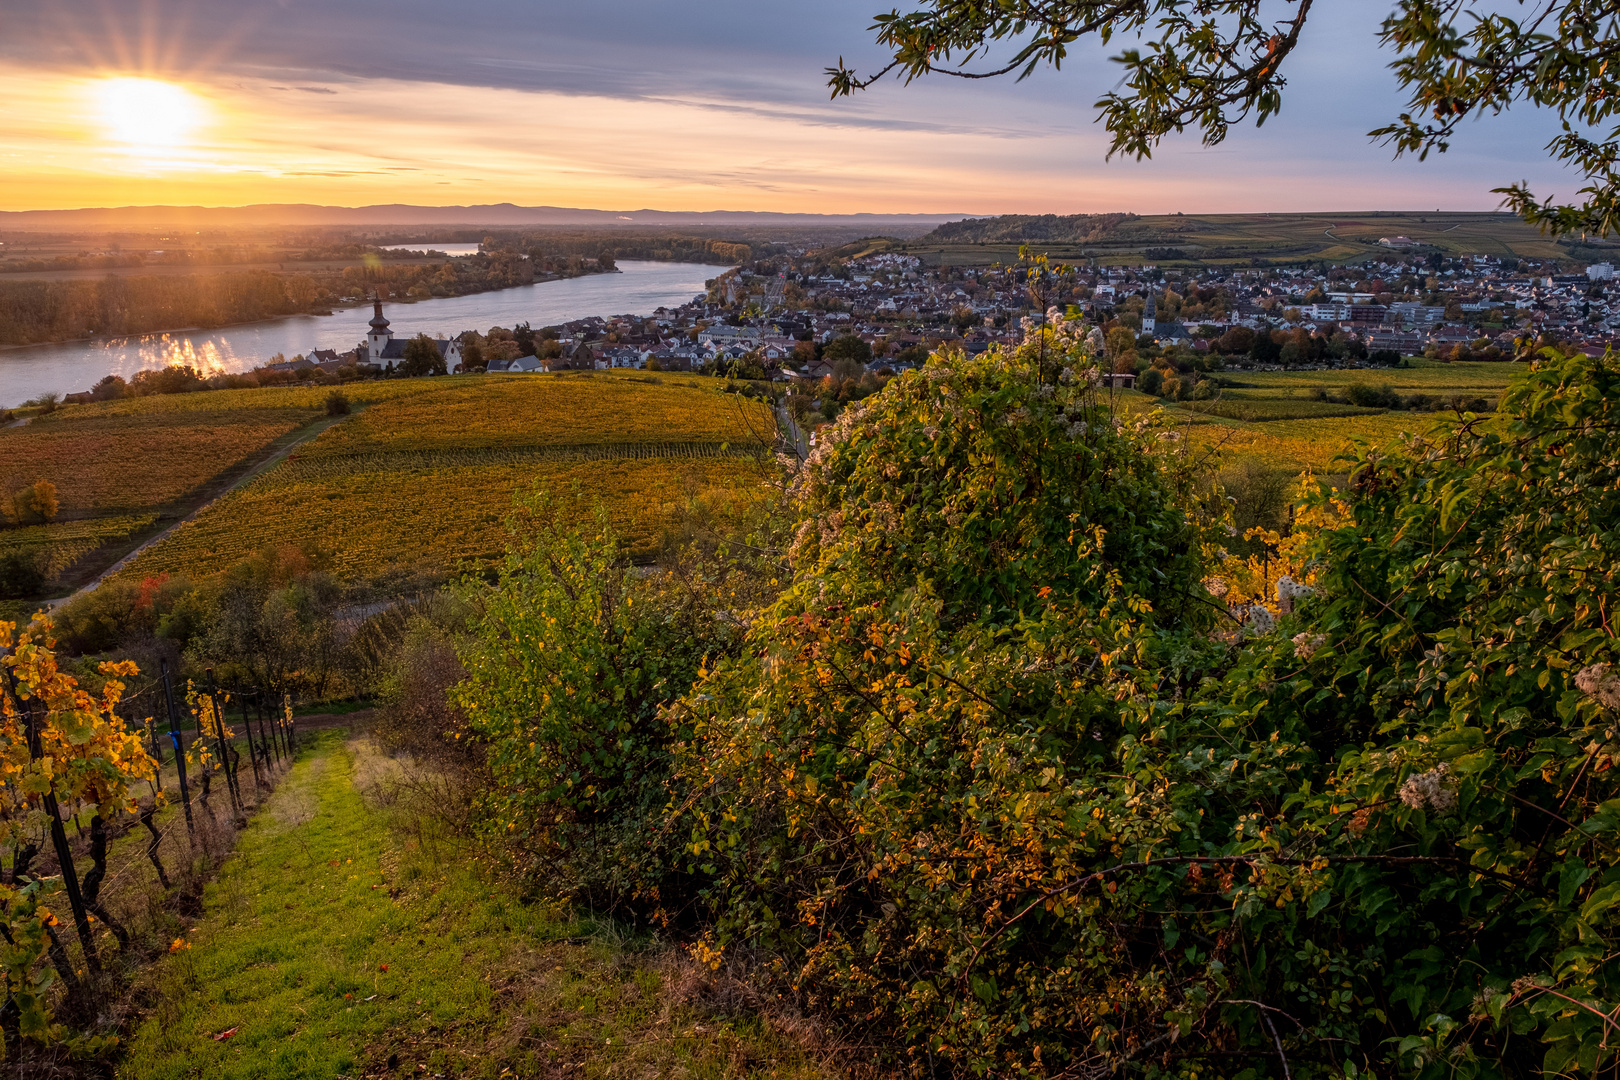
0, 260, 721, 407
0, 264, 623, 354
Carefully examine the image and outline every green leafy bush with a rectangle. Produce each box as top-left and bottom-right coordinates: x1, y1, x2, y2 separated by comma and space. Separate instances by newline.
666, 339, 1224, 1072
452, 493, 750, 909
660, 343, 1620, 1077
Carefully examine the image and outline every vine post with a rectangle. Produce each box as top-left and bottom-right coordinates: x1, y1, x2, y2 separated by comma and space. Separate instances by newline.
159, 660, 194, 845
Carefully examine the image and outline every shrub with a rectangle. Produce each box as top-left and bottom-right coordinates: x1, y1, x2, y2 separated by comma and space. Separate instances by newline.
660, 343, 1620, 1076
324, 389, 351, 416
1345, 382, 1401, 409
1136, 365, 1164, 396
452, 494, 747, 908
666, 338, 1218, 1071
374, 617, 473, 767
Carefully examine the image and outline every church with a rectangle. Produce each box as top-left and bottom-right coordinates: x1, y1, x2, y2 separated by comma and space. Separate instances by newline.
364, 298, 462, 369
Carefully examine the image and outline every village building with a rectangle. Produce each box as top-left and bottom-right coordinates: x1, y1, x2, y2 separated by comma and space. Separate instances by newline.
364, 298, 461, 369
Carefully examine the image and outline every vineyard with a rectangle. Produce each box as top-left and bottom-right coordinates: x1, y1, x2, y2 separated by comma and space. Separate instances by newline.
116, 456, 762, 585
0, 514, 157, 579
1140, 358, 1520, 471
0, 408, 310, 515
112, 373, 773, 589
302, 373, 772, 457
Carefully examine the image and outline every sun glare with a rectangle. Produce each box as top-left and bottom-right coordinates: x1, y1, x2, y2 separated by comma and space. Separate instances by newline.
94, 77, 205, 150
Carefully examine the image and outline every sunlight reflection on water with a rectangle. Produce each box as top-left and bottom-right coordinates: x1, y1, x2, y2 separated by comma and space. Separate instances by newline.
0, 261, 718, 407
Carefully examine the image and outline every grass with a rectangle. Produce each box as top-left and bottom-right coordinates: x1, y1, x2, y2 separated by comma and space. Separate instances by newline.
119, 731, 839, 1080
113, 374, 775, 588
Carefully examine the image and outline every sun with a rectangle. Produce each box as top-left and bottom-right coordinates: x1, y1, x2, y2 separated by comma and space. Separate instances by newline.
94, 77, 206, 150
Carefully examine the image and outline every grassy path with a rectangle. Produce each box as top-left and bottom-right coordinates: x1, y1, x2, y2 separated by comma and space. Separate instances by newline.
120, 730, 835, 1080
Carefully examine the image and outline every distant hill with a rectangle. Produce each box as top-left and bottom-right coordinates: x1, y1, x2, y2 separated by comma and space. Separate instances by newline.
905, 211, 1567, 267
917, 213, 1145, 244
0, 203, 976, 232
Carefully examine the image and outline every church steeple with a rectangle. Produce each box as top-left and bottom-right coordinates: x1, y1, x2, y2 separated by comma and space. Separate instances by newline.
366, 294, 394, 362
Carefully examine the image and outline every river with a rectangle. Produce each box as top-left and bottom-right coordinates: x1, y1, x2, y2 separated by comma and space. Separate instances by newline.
0, 260, 719, 407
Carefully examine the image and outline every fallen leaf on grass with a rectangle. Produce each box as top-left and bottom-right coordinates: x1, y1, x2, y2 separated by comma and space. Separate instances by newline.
364, 995, 377, 1002
213, 1027, 238, 1041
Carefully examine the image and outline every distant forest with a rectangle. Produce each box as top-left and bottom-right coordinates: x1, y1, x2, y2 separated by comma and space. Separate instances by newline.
0, 254, 538, 347
501, 231, 759, 266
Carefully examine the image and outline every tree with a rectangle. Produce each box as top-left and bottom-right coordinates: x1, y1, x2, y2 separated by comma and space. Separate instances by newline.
513, 321, 536, 357
823, 334, 873, 369
0, 551, 44, 600
8, 480, 58, 526
827, 1, 1620, 233
1105, 325, 1138, 367
399, 334, 446, 377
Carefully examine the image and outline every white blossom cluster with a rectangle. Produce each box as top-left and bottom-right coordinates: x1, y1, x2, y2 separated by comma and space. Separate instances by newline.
1577, 663, 1620, 711
1292, 632, 1327, 660
1246, 605, 1276, 636
1398, 763, 1458, 814
1276, 575, 1314, 612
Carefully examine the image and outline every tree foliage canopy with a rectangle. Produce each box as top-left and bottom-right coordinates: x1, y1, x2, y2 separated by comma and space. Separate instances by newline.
829, 0, 1620, 233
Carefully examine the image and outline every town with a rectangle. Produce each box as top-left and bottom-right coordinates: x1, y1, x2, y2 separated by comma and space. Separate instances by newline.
252, 241, 1611, 393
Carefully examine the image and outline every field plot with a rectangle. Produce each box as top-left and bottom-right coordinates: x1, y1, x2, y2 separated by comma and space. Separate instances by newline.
0, 514, 157, 581
1127, 360, 1528, 474
115, 373, 774, 590
904, 211, 1566, 267
1236, 360, 1519, 394
304, 373, 768, 457
118, 457, 758, 585
0, 377, 527, 600
0, 408, 310, 514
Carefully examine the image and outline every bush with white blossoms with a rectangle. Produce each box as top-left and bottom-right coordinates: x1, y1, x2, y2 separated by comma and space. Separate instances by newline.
1398, 763, 1458, 814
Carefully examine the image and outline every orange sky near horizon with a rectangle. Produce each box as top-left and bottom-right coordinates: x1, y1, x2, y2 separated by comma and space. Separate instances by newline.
0, 60, 1554, 217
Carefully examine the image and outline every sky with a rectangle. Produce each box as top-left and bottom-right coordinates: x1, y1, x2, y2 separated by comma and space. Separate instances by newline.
0, 0, 1584, 215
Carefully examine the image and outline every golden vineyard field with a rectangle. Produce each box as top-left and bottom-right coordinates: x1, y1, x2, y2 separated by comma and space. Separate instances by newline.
110, 372, 776, 589
116, 456, 763, 586
0, 514, 157, 580
302, 373, 771, 456
0, 407, 311, 514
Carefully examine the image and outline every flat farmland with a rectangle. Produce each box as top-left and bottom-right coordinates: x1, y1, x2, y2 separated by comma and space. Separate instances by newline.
112, 373, 774, 590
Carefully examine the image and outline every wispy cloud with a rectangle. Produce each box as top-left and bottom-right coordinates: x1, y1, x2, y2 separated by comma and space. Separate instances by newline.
0, 0, 1585, 213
